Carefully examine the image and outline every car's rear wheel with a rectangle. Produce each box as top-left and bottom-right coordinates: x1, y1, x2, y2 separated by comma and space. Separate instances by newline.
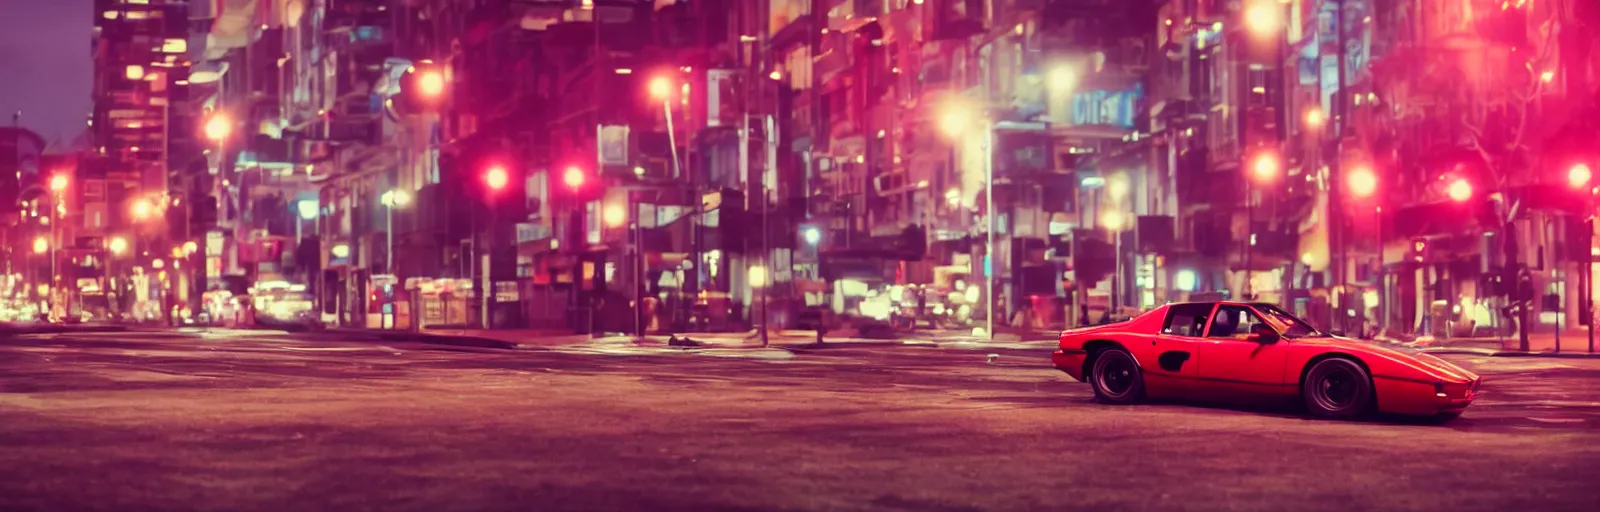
1090, 347, 1144, 404
1302, 357, 1373, 419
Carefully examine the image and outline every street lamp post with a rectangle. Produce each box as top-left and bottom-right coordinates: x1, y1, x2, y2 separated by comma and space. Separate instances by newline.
381, 190, 411, 275
47, 173, 68, 319
936, 97, 998, 339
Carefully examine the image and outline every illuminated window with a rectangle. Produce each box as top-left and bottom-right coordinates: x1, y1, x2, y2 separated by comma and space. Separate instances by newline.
125, 11, 147, 19
161, 38, 186, 53
103, 11, 119, 19
125, 65, 145, 80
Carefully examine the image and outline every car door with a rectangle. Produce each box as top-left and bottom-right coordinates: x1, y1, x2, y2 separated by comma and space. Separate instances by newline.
1194, 304, 1294, 399
1138, 303, 1215, 397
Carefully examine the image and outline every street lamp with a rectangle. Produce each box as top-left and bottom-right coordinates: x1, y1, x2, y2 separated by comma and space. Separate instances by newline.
109, 236, 129, 256
380, 189, 411, 274
646, 76, 684, 179
1305, 107, 1326, 129
647, 76, 673, 101
130, 198, 154, 220
48, 174, 68, 193
802, 226, 822, 246
32, 237, 47, 254
936, 95, 996, 338
1347, 165, 1378, 199
1243, 150, 1281, 299
602, 202, 627, 228
204, 113, 230, 142
1447, 178, 1474, 203
417, 69, 445, 98
1568, 163, 1593, 190
1245, 0, 1284, 37
484, 166, 509, 191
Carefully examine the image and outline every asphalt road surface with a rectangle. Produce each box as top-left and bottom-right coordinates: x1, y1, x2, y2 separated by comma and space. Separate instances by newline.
1, 330, 1598, 512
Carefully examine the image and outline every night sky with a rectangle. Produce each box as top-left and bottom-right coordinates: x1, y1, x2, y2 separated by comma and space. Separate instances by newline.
0, 0, 92, 148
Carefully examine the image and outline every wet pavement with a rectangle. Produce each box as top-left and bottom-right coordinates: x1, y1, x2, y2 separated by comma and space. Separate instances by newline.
0, 329, 1597, 511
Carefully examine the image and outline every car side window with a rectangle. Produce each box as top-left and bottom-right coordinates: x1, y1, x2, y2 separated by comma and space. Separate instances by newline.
1162, 304, 1213, 337
1207, 305, 1264, 340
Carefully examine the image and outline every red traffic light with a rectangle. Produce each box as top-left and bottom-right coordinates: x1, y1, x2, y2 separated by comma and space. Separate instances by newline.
1568, 163, 1592, 189
485, 165, 509, 191
563, 165, 586, 189
1446, 178, 1473, 202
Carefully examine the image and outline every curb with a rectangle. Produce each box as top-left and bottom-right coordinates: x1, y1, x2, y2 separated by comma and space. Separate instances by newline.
1421, 347, 1600, 359
322, 329, 519, 350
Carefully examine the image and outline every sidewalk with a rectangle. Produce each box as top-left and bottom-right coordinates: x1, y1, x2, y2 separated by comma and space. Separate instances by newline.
324, 326, 1061, 352
1396, 330, 1600, 358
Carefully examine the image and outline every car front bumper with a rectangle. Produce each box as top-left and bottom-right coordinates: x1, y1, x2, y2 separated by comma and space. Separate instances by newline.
1052, 349, 1088, 382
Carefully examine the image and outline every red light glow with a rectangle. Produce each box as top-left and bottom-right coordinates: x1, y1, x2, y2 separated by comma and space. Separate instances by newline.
1447, 178, 1473, 202
1348, 166, 1377, 198
485, 166, 509, 191
563, 166, 586, 189
1568, 163, 1592, 189
1250, 152, 1279, 183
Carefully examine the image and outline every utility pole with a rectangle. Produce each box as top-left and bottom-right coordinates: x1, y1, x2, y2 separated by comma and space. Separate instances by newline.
1331, 0, 1349, 331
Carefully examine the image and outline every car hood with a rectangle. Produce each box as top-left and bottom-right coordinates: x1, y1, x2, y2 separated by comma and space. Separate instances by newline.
1297, 336, 1479, 383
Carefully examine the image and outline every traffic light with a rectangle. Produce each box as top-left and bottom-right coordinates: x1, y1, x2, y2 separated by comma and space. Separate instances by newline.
1411, 238, 1428, 263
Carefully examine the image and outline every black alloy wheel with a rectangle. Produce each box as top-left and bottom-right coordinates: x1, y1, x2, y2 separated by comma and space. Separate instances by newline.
1090, 348, 1144, 404
1302, 357, 1374, 419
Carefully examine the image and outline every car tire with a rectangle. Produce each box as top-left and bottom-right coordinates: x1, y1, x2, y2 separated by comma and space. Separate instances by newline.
1302, 357, 1374, 420
1090, 347, 1144, 404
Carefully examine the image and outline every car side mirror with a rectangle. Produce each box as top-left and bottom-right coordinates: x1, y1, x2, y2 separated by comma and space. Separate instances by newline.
1246, 324, 1280, 343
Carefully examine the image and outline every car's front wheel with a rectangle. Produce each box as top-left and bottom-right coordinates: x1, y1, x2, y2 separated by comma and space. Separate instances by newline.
1090, 347, 1144, 404
1302, 357, 1373, 419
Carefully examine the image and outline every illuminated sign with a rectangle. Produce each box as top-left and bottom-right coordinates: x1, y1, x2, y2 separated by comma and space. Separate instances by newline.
1070, 85, 1142, 129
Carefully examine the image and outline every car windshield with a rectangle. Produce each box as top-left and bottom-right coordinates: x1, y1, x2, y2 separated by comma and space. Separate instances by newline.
1251, 304, 1321, 338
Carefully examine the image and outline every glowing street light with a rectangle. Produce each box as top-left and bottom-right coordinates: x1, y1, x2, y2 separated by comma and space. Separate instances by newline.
1046, 62, 1079, 93
130, 198, 154, 220
108, 236, 129, 256
32, 236, 48, 254
183, 241, 199, 255
417, 69, 445, 97
802, 226, 822, 246
1305, 107, 1326, 129
1250, 151, 1280, 183
563, 165, 586, 189
1348, 165, 1378, 198
48, 174, 69, 193
602, 202, 627, 228
1447, 178, 1474, 202
484, 165, 510, 191
204, 113, 230, 141
1245, 0, 1284, 37
937, 97, 978, 140
1568, 163, 1592, 189
380, 189, 411, 207
648, 76, 673, 101
1099, 209, 1126, 231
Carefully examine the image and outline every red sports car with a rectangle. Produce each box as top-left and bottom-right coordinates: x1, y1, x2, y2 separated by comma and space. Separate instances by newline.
1051, 302, 1480, 420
